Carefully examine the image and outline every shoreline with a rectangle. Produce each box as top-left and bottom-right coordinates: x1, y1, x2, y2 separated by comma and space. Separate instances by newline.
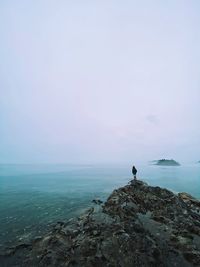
1, 179, 200, 266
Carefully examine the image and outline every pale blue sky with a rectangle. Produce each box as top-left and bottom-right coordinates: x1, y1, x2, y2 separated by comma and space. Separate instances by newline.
0, 1, 200, 164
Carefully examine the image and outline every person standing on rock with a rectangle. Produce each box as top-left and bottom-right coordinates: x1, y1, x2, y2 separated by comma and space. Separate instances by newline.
132, 165, 137, 180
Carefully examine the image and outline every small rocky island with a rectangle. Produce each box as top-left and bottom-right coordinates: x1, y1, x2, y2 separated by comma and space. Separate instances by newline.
155, 159, 181, 166
1, 180, 200, 267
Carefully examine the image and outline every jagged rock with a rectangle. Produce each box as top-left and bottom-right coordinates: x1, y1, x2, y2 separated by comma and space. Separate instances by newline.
92, 199, 103, 205
1, 180, 200, 266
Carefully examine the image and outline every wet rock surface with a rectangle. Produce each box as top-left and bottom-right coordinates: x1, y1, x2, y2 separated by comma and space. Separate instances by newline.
1, 180, 200, 267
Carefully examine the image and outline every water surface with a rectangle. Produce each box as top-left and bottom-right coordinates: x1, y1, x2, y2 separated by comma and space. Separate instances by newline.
0, 163, 200, 248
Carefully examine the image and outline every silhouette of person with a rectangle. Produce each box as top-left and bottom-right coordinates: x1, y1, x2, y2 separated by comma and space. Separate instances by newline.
132, 165, 137, 180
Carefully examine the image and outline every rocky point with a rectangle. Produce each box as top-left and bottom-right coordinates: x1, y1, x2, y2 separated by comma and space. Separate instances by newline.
1, 180, 200, 267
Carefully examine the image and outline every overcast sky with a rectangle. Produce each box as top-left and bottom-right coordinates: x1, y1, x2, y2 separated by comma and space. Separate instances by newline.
0, 0, 200, 164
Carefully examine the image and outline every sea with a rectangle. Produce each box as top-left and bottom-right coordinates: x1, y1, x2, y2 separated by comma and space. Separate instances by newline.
0, 163, 200, 249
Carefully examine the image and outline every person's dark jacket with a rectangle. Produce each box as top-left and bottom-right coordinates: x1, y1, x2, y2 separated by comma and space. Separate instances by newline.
132, 166, 137, 175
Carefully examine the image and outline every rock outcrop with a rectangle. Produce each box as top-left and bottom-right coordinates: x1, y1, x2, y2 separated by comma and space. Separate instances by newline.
1, 180, 200, 267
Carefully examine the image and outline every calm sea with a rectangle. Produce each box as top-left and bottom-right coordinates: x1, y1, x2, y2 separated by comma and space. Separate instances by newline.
0, 163, 200, 248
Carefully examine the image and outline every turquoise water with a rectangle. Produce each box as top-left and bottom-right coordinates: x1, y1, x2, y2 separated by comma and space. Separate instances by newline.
0, 163, 200, 249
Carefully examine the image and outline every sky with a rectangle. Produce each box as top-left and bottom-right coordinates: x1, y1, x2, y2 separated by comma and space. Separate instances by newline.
0, 0, 200, 164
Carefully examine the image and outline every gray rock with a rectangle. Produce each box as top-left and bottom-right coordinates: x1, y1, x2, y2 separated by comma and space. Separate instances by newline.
1, 180, 200, 266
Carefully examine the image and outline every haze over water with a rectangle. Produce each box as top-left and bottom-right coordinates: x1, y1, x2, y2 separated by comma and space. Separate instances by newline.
0, 1, 200, 164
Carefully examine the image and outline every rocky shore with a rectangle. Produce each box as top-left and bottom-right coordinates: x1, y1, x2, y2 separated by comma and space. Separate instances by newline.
1, 180, 200, 267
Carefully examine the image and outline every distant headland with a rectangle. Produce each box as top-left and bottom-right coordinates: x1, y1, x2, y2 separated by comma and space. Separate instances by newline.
154, 159, 181, 166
